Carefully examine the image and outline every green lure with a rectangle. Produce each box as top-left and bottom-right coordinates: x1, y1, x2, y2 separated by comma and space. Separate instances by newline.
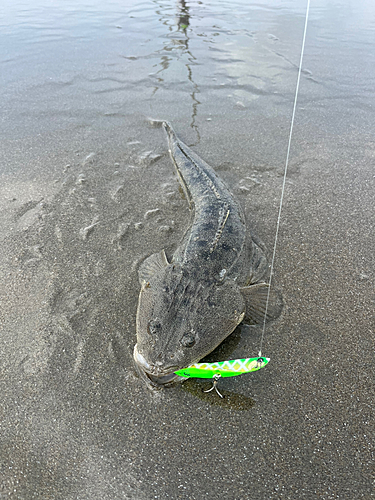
174, 356, 269, 379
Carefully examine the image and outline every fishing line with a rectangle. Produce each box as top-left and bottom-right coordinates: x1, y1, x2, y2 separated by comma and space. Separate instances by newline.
258, 0, 311, 357
172, 0, 311, 395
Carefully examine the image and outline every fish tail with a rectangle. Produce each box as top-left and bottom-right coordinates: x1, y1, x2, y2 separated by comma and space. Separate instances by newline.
161, 121, 176, 141
147, 119, 176, 142
147, 118, 172, 130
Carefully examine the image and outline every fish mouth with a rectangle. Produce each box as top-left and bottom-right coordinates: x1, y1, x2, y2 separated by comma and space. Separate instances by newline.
133, 344, 181, 386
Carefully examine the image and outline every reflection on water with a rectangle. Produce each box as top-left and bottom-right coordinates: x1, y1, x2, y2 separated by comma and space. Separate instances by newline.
2, 0, 375, 142
151, 0, 201, 140
176, 0, 190, 31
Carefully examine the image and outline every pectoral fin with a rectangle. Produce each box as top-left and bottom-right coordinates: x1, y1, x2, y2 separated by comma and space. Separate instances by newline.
138, 249, 169, 284
248, 240, 268, 284
240, 283, 283, 325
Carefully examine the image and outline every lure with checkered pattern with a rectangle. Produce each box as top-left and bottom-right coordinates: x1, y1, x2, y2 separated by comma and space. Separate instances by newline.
174, 356, 269, 379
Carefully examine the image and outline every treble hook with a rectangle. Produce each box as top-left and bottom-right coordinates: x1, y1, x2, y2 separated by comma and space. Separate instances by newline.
203, 373, 224, 398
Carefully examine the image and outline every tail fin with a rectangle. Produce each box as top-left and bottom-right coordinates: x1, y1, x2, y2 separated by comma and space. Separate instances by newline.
147, 118, 176, 139
148, 118, 168, 128
162, 121, 176, 143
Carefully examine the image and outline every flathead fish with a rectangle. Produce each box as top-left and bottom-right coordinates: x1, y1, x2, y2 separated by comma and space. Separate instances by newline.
134, 122, 282, 385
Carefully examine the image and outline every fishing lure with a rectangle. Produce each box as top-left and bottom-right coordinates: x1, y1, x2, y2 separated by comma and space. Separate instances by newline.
174, 356, 269, 398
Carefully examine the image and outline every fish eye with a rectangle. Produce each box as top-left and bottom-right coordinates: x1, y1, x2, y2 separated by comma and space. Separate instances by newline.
147, 320, 162, 336
180, 332, 196, 348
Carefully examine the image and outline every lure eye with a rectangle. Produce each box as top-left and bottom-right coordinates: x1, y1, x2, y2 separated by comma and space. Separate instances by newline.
180, 332, 196, 348
147, 320, 162, 336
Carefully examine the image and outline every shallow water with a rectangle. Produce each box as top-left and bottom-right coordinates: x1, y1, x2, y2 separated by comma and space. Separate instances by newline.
1, 1, 374, 499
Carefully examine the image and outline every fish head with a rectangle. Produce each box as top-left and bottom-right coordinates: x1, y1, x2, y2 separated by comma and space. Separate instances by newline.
134, 258, 245, 385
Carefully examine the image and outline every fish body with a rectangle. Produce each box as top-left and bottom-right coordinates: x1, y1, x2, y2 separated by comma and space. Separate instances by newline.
162, 122, 250, 284
134, 122, 281, 385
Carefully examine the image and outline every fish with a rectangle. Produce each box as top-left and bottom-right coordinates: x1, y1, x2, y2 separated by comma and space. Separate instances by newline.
133, 121, 282, 386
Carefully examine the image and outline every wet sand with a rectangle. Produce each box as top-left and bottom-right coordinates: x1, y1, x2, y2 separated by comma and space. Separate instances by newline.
1, 1, 374, 498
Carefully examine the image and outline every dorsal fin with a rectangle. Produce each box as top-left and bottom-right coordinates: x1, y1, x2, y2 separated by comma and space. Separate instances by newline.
138, 250, 169, 284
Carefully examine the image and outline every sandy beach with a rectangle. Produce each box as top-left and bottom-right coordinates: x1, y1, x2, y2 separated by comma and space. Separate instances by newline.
1, 0, 374, 498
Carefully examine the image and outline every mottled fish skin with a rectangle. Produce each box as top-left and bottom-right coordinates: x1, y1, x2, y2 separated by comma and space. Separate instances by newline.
134, 122, 279, 385
163, 122, 250, 282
